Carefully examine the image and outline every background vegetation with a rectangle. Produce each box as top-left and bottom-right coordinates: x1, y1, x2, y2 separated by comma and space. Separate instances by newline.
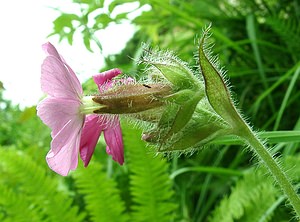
1, 0, 299, 221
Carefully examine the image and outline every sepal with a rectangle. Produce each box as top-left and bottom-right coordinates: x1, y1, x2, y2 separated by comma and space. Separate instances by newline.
198, 26, 243, 129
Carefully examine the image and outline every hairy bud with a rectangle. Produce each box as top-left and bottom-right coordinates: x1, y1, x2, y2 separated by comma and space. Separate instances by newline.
92, 83, 173, 114
135, 39, 235, 153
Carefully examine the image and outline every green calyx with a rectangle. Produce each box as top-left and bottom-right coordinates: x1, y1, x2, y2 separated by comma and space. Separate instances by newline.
140, 47, 201, 91
152, 63, 198, 89
137, 42, 234, 151
143, 99, 230, 152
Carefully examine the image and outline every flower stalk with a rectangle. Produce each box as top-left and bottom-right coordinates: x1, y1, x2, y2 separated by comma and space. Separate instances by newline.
238, 125, 300, 216
198, 25, 300, 217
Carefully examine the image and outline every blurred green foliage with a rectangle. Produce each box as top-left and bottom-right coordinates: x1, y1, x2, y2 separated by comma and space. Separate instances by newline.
1, 0, 300, 221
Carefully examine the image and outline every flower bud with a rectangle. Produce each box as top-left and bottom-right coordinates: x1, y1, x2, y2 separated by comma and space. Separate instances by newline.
139, 48, 207, 139
133, 25, 258, 153
82, 83, 174, 115
142, 98, 231, 152
140, 47, 202, 91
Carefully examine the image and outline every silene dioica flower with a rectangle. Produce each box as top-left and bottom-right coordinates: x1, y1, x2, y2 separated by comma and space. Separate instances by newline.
37, 43, 127, 176
37, 26, 300, 217
37, 42, 174, 176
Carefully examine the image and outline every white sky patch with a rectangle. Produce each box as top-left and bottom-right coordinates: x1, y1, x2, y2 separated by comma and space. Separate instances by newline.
0, 0, 139, 108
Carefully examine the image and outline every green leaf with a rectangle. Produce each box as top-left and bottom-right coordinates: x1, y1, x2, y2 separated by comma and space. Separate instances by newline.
52, 13, 80, 30
115, 12, 129, 21
208, 170, 278, 222
198, 26, 243, 129
212, 131, 300, 145
94, 14, 113, 29
0, 147, 85, 222
122, 122, 178, 221
83, 31, 93, 52
108, 0, 140, 14
73, 162, 129, 222
50, 13, 79, 44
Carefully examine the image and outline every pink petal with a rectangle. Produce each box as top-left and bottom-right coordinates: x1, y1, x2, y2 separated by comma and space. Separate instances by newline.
42, 42, 60, 59
41, 53, 82, 99
103, 118, 124, 165
93, 68, 122, 88
80, 115, 104, 167
42, 42, 82, 93
37, 97, 83, 137
50, 113, 84, 155
46, 116, 84, 176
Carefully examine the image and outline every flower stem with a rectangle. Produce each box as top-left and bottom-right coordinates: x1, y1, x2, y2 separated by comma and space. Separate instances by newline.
239, 125, 300, 217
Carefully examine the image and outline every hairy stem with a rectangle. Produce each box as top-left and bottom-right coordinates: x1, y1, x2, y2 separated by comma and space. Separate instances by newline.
238, 125, 300, 217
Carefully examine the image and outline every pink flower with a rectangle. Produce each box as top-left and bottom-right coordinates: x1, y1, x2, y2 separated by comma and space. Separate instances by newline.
37, 42, 124, 176
80, 69, 125, 166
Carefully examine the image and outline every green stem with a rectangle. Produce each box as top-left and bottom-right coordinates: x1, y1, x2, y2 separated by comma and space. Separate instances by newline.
239, 125, 300, 217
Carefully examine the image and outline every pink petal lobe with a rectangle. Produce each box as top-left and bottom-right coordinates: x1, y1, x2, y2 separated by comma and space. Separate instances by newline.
42, 42, 60, 59
41, 54, 82, 99
93, 68, 122, 88
80, 115, 104, 167
46, 117, 83, 176
37, 97, 83, 137
42, 42, 82, 95
103, 119, 124, 165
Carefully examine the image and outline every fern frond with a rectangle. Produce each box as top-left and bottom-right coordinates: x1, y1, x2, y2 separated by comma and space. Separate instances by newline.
122, 122, 178, 222
208, 169, 279, 222
266, 16, 300, 60
73, 162, 129, 222
0, 184, 43, 222
0, 147, 85, 222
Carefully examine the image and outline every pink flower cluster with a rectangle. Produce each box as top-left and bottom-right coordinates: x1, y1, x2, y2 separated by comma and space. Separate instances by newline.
37, 42, 124, 176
